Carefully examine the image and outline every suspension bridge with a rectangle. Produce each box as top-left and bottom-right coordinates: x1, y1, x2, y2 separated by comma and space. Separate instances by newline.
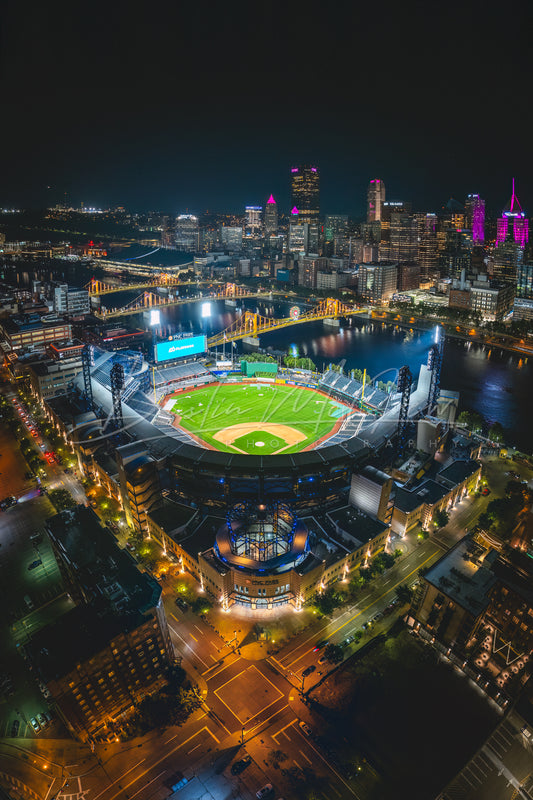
207, 297, 366, 346
85, 274, 211, 296
92, 282, 275, 318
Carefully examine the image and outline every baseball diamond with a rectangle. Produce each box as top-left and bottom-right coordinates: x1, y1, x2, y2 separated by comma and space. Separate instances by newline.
162, 381, 355, 454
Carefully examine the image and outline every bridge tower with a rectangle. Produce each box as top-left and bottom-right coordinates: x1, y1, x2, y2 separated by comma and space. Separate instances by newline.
396, 365, 412, 457
110, 363, 125, 431
427, 326, 444, 414
81, 345, 93, 410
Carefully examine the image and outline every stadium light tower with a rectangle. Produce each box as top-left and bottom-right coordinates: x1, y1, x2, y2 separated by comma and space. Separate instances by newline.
427, 325, 444, 414
150, 309, 161, 361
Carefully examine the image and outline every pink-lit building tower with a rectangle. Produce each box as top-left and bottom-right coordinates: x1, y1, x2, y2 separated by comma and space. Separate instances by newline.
367, 178, 386, 223
264, 194, 278, 235
465, 193, 485, 244
496, 179, 529, 248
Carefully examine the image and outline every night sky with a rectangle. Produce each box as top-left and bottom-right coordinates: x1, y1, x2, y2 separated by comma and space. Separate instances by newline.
1, 0, 531, 216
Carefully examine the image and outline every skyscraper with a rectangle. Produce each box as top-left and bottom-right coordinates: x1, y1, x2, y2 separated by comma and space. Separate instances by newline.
465, 194, 485, 244
367, 179, 386, 223
496, 179, 529, 248
175, 214, 199, 252
290, 165, 320, 225
264, 194, 278, 235
244, 206, 263, 238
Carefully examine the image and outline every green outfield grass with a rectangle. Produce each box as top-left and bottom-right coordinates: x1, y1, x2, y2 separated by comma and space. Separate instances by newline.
169, 382, 352, 454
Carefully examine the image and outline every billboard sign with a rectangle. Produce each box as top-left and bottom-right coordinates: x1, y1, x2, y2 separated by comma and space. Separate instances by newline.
155, 335, 207, 363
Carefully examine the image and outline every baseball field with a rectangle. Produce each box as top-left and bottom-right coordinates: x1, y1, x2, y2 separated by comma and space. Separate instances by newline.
165, 382, 353, 454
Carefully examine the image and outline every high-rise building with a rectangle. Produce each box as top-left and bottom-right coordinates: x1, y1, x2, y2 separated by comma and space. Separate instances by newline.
357, 262, 398, 302
496, 179, 529, 248
516, 263, 533, 300
367, 179, 386, 223
290, 165, 320, 225
379, 203, 417, 262
288, 223, 319, 254
465, 194, 485, 244
298, 255, 328, 288
53, 284, 90, 317
415, 213, 438, 279
175, 214, 199, 252
264, 194, 278, 235
220, 225, 243, 251
245, 206, 263, 237
324, 215, 348, 241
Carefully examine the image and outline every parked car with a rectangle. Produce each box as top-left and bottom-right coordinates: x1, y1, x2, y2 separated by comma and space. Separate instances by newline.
299, 721, 313, 736
302, 665, 316, 677
28, 559, 42, 571
37, 713, 47, 728
231, 755, 252, 775
256, 785, 274, 799
175, 597, 188, 611
30, 717, 40, 733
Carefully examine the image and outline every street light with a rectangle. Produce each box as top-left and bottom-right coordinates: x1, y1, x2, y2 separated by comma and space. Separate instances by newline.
241, 725, 245, 744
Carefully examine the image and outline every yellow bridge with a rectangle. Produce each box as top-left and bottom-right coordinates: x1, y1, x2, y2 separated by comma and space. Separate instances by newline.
85, 273, 209, 296
92, 282, 272, 319
207, 297, 366, 347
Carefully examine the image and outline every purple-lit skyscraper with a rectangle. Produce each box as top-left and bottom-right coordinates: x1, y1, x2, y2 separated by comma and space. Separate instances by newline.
496, 179, 529, 248
367, 178, 386, 223
465, 193, 485, 244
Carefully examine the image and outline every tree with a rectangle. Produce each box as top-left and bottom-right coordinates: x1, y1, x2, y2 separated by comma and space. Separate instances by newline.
457, 410, 484, 433
312, 587, 343, 615
48, 488, 76, 511
395, 583, 413, 605
488, 422, 505, 443
324, 643, 344, 664
433, 508, 450, 529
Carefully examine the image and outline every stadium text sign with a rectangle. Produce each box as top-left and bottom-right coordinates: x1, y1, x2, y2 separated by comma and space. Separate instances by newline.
156, 335, 207, 363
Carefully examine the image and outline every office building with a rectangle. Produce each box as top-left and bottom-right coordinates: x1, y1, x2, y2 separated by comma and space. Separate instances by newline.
298, 255, 327, 288
290, 165, 320, 225
53, 284, 90, 317
496, 180, 529, 249
0, 313, 72, 352
264, 194, 278, 235
29, 507, 173, 740
379, 202, 415, 262
516, 263, 533, 299
415, 213, 438, 278
367, 179, 386, 223
465, 194, 485, 244
175, 214, 199, 252
288, 223, 319, 254
244, 206, 263, 237
219, 226, 243, 251
324, 215, 349, 241
357, 262, 398, 302
470, 277, 515, 321
397, 262, 420, 291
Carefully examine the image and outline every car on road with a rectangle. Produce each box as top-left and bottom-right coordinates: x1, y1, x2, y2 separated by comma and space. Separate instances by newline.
299, 721, 313, 736
256, 784, 274, 799
231, 755, 252, 774
30, 717, 40, 733
313, 639, 329, 652
11, 719, 19, 737
302, 665, 316, 677
175, 597, 188, 611
28, 559, 42, 570
482, 487, 491, 495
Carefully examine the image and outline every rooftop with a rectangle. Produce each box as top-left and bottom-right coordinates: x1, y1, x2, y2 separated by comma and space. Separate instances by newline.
423, 536, 497, 617
45, 506, 161, 614
437, 459, 480, 487
328, 505, 389, 547
394, 479, 449, 513
148, 499, 198, 536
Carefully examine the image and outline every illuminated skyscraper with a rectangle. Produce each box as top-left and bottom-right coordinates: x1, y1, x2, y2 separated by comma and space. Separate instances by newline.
175, 214, 199, 252
290, 165, 320, 225
264, 194, 278, 235
367, 179, 386, 223
496, 179, 529, 248
245, 205, 263, 236
465, 194, 485, 244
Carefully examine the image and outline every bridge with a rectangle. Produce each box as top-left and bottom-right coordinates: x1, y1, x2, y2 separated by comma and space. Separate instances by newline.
85, 273, 207, 296
207, 297, 366, 347
93, 282, 272, 318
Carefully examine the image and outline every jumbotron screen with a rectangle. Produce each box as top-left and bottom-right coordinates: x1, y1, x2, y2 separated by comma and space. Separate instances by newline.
155, 335, 207, 363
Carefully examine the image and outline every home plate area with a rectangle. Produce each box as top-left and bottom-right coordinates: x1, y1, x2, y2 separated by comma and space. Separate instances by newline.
213, 423, 306, 454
